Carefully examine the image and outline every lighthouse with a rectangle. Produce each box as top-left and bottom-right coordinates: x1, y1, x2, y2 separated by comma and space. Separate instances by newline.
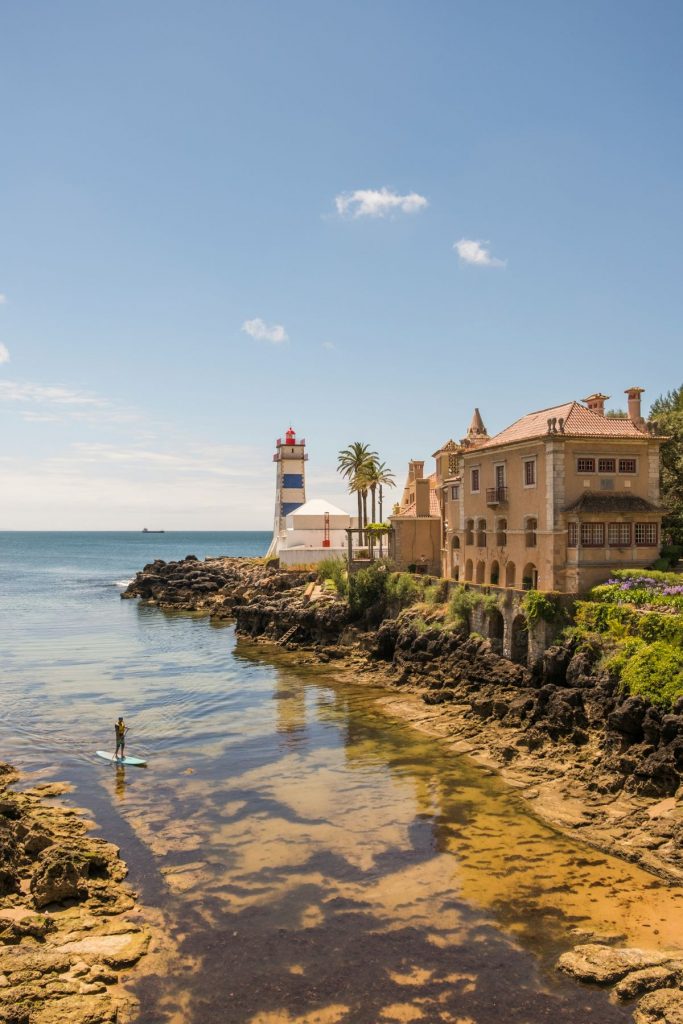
266, 427, 307, 558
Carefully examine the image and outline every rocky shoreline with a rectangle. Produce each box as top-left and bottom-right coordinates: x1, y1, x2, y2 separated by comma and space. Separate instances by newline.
0, 763, 152, 1024
123, 554, 683, 1018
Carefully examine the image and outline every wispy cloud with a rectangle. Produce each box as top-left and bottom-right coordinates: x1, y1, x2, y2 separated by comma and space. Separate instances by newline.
0, 380, 105, 405
242, 318, 288, 344
454, 238, 506, 268
0, 344, 9, 365
0, 379, 138, 423
335, 188, 428, 219
321, 341, 336, 351
0, 294, 7, 305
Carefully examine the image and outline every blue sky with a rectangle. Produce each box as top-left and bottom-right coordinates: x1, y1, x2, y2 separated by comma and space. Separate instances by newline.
1, 1, 682, 528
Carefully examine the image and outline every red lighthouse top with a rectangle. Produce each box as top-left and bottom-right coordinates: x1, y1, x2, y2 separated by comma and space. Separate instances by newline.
285, 427, 296, 444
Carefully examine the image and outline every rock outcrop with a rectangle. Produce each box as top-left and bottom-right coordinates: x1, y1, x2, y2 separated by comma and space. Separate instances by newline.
0, 765, 151, 1024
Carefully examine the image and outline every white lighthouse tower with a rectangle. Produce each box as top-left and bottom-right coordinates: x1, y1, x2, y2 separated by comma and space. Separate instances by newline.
266, 427, 307, 558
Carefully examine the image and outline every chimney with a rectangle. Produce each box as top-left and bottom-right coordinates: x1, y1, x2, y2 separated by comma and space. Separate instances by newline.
583, 393, 609, 417
625, 387, 646, 430
415, 478, 430, 517
409, 460, 424, 482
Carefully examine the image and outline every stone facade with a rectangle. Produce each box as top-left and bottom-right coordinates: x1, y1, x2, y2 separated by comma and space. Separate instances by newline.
393, 389, 665, 595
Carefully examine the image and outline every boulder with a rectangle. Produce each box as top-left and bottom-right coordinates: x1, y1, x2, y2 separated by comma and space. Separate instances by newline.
30, 847, 88, 908
0, 820, 20, 896
634, 988, 683, 1024
608, 697, 648, 741
557, 944, 672, 984
615, 965, 680, 1001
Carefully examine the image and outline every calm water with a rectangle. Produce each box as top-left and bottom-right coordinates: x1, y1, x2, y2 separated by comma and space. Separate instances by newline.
1, 532, 682, 1024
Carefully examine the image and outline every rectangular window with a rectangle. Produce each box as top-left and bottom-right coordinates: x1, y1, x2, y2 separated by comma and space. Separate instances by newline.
608, 522, 631, 546
635, 522, 658, 546
451, 485, 460, 500
524, 459, 536, 486
471, 468, 480, 493
568, 522, 578, 547
598, 458, 616, 473
619, 458, 637, 474
577, 458, 595, 473
580, 522, 605, 546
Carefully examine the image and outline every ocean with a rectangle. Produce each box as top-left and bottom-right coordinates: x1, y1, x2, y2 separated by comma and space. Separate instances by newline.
0, 531, 677, 1023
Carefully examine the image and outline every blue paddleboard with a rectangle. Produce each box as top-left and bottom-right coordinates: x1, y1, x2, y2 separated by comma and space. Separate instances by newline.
96, 750, 147, 767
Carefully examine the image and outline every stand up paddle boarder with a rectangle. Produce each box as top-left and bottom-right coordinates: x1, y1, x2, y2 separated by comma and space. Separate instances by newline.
114, 716, 128, 760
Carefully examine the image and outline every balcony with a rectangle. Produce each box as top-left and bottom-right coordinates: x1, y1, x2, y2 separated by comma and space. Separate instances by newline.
486, 486, 508, 506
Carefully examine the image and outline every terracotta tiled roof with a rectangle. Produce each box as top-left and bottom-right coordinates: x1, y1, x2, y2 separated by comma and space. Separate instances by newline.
478, 401, 650, 450
563, 492, 662, 514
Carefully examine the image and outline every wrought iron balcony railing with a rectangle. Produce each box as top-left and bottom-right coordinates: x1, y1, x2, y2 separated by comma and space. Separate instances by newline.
486, 486, 508, 505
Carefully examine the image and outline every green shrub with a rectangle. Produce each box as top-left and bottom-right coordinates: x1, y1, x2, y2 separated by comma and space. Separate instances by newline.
348, 563, 388, 617
386, 572, 423, 610
447, 586, 479, 626
482, 593, 500, 615
522, 590, 562, 626
424, 579, 449, 605
613, 640, 683, 708
317, 558, 348, 597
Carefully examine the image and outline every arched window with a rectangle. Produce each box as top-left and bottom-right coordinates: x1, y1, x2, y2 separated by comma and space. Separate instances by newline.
476, 560, 486, 584
522, 563, 538, 590
490, 560, 500, 586
476, 518, 487, 548
505, 561, 516, 588
465, 519, 474, 546
452, 535, 460, 549
525, 517, 537, 547
496, 518, 507, 546
464, 559, 473, 582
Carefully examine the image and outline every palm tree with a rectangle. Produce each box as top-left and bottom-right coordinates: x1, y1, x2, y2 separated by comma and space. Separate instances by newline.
364, 460, 395, 524
337, 442, 377, 533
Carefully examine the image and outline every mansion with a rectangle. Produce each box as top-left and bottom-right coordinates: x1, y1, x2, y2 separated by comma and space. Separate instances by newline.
389, 387, 665, 594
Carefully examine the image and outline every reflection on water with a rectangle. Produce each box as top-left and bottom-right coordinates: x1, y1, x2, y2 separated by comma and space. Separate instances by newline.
1, 533, 681, 1022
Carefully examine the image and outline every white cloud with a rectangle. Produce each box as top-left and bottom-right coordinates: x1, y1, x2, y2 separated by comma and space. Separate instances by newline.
454, 238, 506, 268
242, 318, 288, 344
335, 188, 428, 219
0, 294, 7, 305
0, 379, 138, 423
0, 344, 9, 365
321, 341, 336, 351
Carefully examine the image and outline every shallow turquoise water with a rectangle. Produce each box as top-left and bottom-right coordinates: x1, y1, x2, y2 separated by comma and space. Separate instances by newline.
1, 532, 675, 1023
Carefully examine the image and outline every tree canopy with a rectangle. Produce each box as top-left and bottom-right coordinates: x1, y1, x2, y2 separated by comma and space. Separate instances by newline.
651, 384, 683, 546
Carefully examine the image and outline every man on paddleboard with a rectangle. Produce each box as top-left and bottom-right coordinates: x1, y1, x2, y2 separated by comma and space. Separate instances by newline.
114, 717, 128, 760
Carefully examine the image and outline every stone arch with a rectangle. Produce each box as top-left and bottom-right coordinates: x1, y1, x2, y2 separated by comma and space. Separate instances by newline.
452, 535, 460, 549
476, 518, 487, 548
487, 608, 505, 654
490, 559, 500, 586
464, 558, 473, 582
522, 563, 538, 590
505, 561, 516, 588
511, 614, 529, 665
475, 560, 486, 584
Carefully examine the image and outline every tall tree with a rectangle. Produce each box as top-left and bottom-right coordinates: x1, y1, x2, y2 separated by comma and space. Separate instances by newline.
650, 384, 683, 545
337, 442, 377, 533
363, 460, 396, 524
